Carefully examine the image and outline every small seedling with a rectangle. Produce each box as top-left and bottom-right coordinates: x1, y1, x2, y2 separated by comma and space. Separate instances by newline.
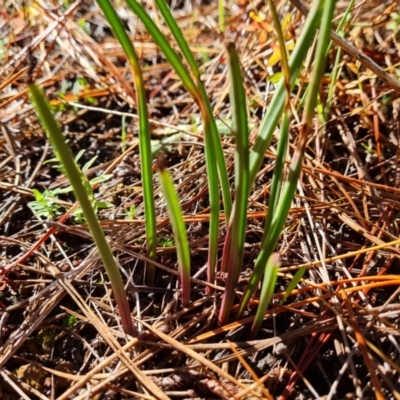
158, 236, 174, 248
29, 152, 113, 222
63, 314, 78, 328
125, 205, 136, 220
29, 189, 61, 219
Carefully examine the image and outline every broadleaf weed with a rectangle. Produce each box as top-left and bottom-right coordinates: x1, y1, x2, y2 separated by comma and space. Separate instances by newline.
28, 152, 113, 222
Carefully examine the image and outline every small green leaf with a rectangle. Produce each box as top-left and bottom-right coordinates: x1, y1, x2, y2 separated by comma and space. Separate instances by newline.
53, 186, 73, 195
75, 149, 85, 163
268, 72, 283, 84
72, 79, 81, 96
126, 205, 136, 220
95, 201, 114, 209
32, 188, 44, 202
250, 254, 280, 338
157, 157, 191, 307
89, 175, 113, 185
82, 155, 98, 172
280, 266, 306, 304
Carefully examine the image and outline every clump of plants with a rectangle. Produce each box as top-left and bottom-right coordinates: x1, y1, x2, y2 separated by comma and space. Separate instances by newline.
29, 0, 336, 337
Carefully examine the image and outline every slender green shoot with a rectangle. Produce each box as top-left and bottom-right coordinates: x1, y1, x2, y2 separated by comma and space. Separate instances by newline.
249, 0, 324, 187
323, 0, 354, 122
154, 0, 232, 219
219, 0, 225, 32
235, 0, 293, 320
259, 113, 290, 247
121, 115, 127, 154
250, 254, 279, 338
238, 0, 336, 320
125, 0, 198, 97
29, 83, 135, 336
97, 0, 157, 284
261, 0, 292, 239
280, 265, 306, 304
266, 0, 291, 99
157, 155, 191, 307
133, 0, 232, 290
218, 43, 249, 325
234, 0, 292, 324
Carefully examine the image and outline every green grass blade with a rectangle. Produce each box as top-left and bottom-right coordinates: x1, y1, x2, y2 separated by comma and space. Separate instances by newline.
135, 0, 232, 286
218, 43, 249, 325
97, 0, 157, 284
250, 254, 279, 338
323, 0, 354, 122
125, 0, 198, 97
301, 0, 336, 126
153, 0, 223, 285
154, 0, 231, 219
262, 112, 290, 237
238, 0, 336, 317
266, 0, 291, 98
249, 0, 324, 187
157, 157, 191, 307
29, 83, 135, 336
280, 265, 306, 304
198, 85, 232, 221
154, 0, 199, 78
219, 0, 225, 32
203, 122, 221, 292
248, 0, 291, 281
235, 0, 293, 318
